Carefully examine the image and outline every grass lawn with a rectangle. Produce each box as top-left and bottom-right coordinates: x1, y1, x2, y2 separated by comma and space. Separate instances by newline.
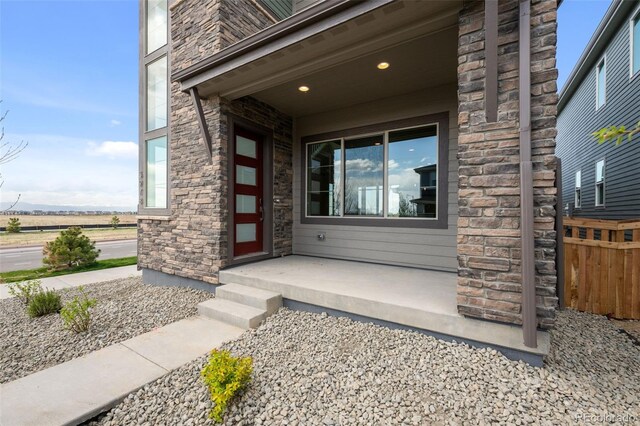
0, 228, 137, 247
0, 257, 137, 283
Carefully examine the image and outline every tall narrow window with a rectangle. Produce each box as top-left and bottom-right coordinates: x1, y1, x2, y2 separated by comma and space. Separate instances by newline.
146, 0, 167, 54
575, 170, 581, 208
146, 56, 168, 131
595, 159, 605, 206
633, 11, 640, 76
596, 58, 606, 109
141, 0, 169, 213
146, 136, 167, 208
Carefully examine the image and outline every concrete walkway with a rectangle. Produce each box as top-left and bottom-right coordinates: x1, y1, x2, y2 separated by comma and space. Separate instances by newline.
0, 265, 141, 300
0, 315, 244, 426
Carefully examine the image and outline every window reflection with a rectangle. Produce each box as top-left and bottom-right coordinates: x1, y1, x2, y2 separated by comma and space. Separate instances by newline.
307, 141, 341, 216
344, 135, 384, 216
388, 126, 438, 218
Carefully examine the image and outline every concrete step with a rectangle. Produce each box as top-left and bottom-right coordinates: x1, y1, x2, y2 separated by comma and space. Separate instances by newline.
197, 298, 267, 329
216, 283, 282, 315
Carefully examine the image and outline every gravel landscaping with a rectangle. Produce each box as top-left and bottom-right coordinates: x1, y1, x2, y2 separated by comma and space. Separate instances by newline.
0, 277, 211, 383
92, 308, 640, 425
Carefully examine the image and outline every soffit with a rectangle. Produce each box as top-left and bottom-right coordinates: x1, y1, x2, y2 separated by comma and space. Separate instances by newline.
252, 26, 458, 117
185, 0, 462, 109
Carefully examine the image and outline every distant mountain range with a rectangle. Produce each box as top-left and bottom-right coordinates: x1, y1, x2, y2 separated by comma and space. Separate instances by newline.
1, 201, 136, 213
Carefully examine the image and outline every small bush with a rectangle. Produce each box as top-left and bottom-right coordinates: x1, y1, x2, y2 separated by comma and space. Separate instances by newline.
6, 217, 21, 233
43, 227, 100, 270
60, 287, 97, 333
201, 349, 253, 422
110, 215, 120, 229
27, 289, 62, 318
7, 280, 43, 305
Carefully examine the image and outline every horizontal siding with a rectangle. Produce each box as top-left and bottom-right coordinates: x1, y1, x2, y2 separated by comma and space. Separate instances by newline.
259, 0, 292, 20
292, 85, 458, 271
557, 7, 640, 220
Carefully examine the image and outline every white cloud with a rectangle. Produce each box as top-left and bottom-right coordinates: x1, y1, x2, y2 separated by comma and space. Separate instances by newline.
345, 158, 383, 173
86, 141, 138, 159
110, 119, 122, 127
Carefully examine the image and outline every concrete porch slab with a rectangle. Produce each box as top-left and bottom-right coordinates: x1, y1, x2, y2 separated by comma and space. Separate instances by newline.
220, 256, 549, 361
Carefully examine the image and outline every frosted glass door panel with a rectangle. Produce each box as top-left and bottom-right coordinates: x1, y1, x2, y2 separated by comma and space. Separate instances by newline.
236, 136, 257, 158
236, 165, 256, 186
236, 195, 256, 213
236, 224, 256, 243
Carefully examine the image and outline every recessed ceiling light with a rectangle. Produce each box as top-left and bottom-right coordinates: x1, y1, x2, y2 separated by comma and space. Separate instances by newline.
298, 85, 310, 92
377, 62, 390, 70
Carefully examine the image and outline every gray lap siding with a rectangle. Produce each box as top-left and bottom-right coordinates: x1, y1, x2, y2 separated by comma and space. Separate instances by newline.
557, 5, 640, 220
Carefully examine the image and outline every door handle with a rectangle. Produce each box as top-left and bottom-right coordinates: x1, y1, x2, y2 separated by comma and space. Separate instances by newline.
259, 198, 264, 222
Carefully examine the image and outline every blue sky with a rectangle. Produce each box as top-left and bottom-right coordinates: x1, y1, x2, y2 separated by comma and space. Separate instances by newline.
557, 0, 613, 89
1, 0, 138, 210
0, 0, 612, 210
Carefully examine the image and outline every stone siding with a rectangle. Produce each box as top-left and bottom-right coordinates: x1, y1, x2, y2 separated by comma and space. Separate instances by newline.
456, 0, 558, 329
139, 0, 289, 285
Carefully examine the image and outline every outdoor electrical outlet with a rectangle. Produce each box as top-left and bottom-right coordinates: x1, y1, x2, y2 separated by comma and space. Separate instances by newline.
317, 233, 326, 241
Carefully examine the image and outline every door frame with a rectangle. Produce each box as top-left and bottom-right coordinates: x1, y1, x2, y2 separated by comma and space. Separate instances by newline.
226, 113, 273, 266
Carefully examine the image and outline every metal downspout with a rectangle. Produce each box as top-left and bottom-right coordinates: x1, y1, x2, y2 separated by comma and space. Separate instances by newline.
519, 0, 537, 348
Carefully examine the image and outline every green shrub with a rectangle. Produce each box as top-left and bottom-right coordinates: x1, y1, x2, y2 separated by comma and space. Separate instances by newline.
43, 227, 100, 270
27, 289, 62, 318
7, 280, 43, 305
6, 217, 21, 233
201, 349, 253, 422
60, 287, 97, 333
110, 215, 120, 229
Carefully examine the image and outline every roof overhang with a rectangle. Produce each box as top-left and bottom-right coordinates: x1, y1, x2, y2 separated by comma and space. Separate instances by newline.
173, 0, 462, 104
558, 0, 635, 112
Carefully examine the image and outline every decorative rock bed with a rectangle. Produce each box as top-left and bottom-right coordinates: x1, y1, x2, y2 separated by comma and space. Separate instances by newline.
92, 308, 639, 425
0, 277, 211, 383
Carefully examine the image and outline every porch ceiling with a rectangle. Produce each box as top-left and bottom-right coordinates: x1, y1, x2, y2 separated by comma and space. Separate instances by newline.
179, 0, 461, 117
251, 27, 458, 117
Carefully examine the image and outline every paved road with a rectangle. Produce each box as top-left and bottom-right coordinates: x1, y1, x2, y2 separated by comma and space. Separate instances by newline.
0, 239, 137, 273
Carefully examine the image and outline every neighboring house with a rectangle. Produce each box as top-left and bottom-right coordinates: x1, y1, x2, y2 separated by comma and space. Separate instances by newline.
138, 0, 559, 358
557, 0, 640, 219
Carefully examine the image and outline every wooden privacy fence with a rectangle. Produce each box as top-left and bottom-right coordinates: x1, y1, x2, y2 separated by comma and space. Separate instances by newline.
564, 218, 640, 319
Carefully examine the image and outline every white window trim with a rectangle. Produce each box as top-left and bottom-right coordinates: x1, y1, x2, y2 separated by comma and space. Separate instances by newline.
595, 55, 607, 110
595, 158, 606, 207
630, 4, 640, 80
304, 122, 439, 221
574, 169, 582, 209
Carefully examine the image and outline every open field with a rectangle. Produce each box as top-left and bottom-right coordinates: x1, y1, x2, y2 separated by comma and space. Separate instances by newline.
0, 228, 137, 247
1, 214, 137, 227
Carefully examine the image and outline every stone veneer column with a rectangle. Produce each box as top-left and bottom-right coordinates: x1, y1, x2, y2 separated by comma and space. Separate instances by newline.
138, 0, 292, 285
456, 0, 558, 329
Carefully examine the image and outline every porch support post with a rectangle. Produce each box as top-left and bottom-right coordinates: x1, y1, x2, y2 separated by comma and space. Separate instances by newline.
519, 0, 537, 348
485, 0, 498, 122
189, 87, 213, 162
556, 157, 565, 308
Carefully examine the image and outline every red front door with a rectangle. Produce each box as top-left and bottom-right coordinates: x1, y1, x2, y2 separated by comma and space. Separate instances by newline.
233, 128, 263, 257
